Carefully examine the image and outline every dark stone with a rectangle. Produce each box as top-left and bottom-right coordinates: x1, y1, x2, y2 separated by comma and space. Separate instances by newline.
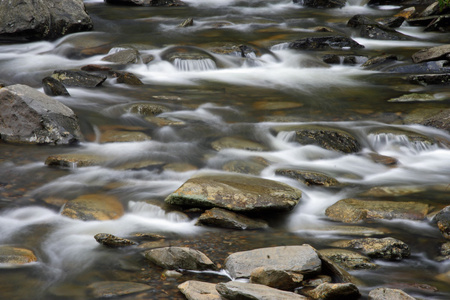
42, 76, 70, 96
52, 70, 107, 88
94, 233, 137, 248
275, 169, 340, 187
347, 14, 378, 28
81, 64, 113, 72
288, 36, 364, 51
101, 49, 140, 64
408, 73, 450, 85
293, 0, 347, 9
386, 60, 450, 73
196, 207, 268, 230
348, 14, 412, 40
144, 247, 217, 271
0, 0, 93, 41
434, 206, 450, 239
303, 282, 361, 300
412, 45, 450, 63
105, 0, 186, 6
111, 71, 143, 85
361, 54, 398, 70
378, 16, 406, 28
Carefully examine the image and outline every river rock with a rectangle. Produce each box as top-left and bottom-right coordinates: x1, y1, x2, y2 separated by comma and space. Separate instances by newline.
210, 136, 267, 151
161, 46, 220, 70
368, 287, 417, 300
196, 208, 268, 230
165, 173, 302, 213
179, 17, 194, 28
102, 49, 140, 64
288, 36, 364, 51
42, 77, 70, 96
105, 0, 186, 6
378, 16, 406, 28
275, 168, 340, 187
0, 84, 82, 145
294, 0, 347, 9
412, 45, 450, 63
0, 0, 93, 41
302, 275, 333, 287
303, 282, 361, 300
0, 246, 37, 265
144, 247, 217, 271
51, 70, 107, 88
271, 124, 361, 153
61, 194, 124, 221
322, 54, 367, 65
250, 267, 304, 290
224, 245, 321, 278
387, 93, 441, 102
94, 233, 137, 248
178, 281, 221, 300
408, 73, 450, 85
361, 54, 398, 70
128, 103, 171, 116
403, 108, 450, 133
88, 281, 151, 298
45, 153, 106, 168
318, 253, 361, 285
216, 281, 308, 300
332, 237, 410, 260
113, 71, 144, 85
318, 249, 377, 270
99, 129, 151, 143
348, 14, 411, 40
325, 198, 430, 223
222, 157, 269, 175
387, 60, 450, 74
433, 206, 450, 239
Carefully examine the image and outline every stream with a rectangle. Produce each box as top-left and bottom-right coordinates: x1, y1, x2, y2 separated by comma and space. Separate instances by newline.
1, 0, 450, 299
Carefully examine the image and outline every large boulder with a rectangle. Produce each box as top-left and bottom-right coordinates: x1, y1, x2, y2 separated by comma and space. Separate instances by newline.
325, 198, 430, 223
224, 245, 321, 279
165, 173, 302, 213
216, 281, 308, 300
0, 0, 93, 41
0, 84, 82, 145
144, 247, 216, 271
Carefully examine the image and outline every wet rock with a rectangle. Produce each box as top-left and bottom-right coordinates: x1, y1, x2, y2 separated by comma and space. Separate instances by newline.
196, 208, 268, 230
271, 124, 361, 153
210, 136, 267, 151
0, 246, 37, 265
94, 233, 137, 248
144, 247, 217, 271
161, 46, 220, 70
178, 280, 221, 300
325, 198, 430, 223
347, 14, 411, 40
322, 54, 367, 65
318, 253, 362, 285
114, 72, 144, 85
45, 153, 106, 168
250, 267, 304, 290
0, 84, 82, 145
303, 282, 361, 300
0, 0, 93, 41
222, 157, 268, 175
179, 17, 194, 28
368, 287, 417, 300
361, 54, 398, 70
293, 0, 347, 9
88, 281, 151, 298
163, 162, 198, 172
224, 245, 321, 278
403, 108, 450, 133
275, 168, 340, 187
165, 173, 302, 213
424, 14, 450, 32
408, 73, 450, 85
42, 76, 70, 96
388, 93, 441, 102
81, 64, 113, 72
378, 16, 405, 28
105, 0, 186, 6
359, 186, 424, 198
302, 275, 333, 287
332, 237, 410, 260
394, 7, 416, 20
367, 153, 398, 166
128, 103, 171, 116
387, 60, 450, 74
101, 49, 140, 64
433, 206, 450, 239
288, 36, 364, 51
216, 281, 308, 300
368, 127, 436, 146
61, 194, 124, 221
51, 70, 107, 88
412, 45, 450, 63
318, 249, 377, 270
98, 129, 151, 143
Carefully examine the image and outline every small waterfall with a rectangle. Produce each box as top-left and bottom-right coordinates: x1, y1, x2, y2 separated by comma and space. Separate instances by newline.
369, 133, 438, 153
277, 131, 296, 142
270, 42, 290, 51
172, 58, 217, 71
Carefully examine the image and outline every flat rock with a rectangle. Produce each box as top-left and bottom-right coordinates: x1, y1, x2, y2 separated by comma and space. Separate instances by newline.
144, 247, 216, 271
368, 287, 417, 300
216, 281, 308, 300
403, 108, 450, 133
165, 173, 302, 213
94, 233, 137, 248
412, 45, 450, 63
0, 246, 37, 266
99, 129, 150, 143
0, 84, 82, 145
51, 70, 107, 88
294, 0, 346, 8
88, 281, 151, 298
318, 249, 377, 270
325, 198, 430, 223
288, 36, 364, 51
388, 93, 442, 102
45, 153, 106, 168
275, 169, 340, 187
303, 282, 361, 300
222, 157, 269, 175
408, 73, 450, 85
318, 253, 362, 285
61, 194, 124, 221
196, 208, 268, 230
250, 267, 304, 290
224, 245, 321, 279
102, 49, 140, 64
178, 281, 221, 300
211, 136, 267, 151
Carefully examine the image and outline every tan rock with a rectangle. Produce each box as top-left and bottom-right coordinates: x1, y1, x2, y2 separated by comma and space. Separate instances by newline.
61, 194, 124, 221
0, 246, 37, 265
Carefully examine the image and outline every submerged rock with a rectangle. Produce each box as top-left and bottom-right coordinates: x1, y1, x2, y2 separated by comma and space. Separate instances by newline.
412, 45, 450, 63
94, 233, 137, 248
127, 103, 171, 116
318, 249, 377, 270
178, 281, 221, 300
325, 198, 430, 223
303, 282, 361, 300
293, 0, 347, 8
368, 287, 417, 300
331, 237, 410, 260
224, 245, 321, 278
45, 153, 106, 168
178, 17, 194, 28
144, 247, 217, 271
433, 206, 450, 239
196, 208, 268, 230
403, 108, 450, 133
250, 267, 304, 290
210, 136, 267, 151
0, 0, 93, 41
408, 73, 450, 85
275, 168, 340, 187
222, 157, 269, 175
0, 246, 37, 265
388, 93, 441, 102
288, 36, 364, 51
61, 194, 124, 221
51, 70, 107, 88
98, 129, 150, 143
165, 173, 302, 213
161, 46, 220, 71
88, 281, 151, 299
0, 84, 82, 145
216, 281, 308, 300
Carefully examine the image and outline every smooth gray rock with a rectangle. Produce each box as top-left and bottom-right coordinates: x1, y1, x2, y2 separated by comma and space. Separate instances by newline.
412, 45, 450, 63
318, 249, 377, 270
196, 208, 268, 230
102, 49, 141, 64
88, 281, 151, 299
303, 282, 361, 300
216, 281, 308, 300
0, 0, 93, 41
250, 267, 304, 290
94, 233, 137, 248
144, 247, 217, 271
0, 84, 82, 145
368, 287, 416, 300
224, 245, 321, 279
178, 281, 221, 300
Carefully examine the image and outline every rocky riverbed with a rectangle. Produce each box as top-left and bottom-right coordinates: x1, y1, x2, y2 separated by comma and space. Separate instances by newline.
0, 0, 450, 299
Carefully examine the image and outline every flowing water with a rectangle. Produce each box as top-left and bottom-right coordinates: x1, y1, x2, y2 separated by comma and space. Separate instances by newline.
1, 0, 450, 299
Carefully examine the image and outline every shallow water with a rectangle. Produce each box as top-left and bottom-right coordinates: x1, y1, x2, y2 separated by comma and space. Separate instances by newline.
1, 0, 450, 299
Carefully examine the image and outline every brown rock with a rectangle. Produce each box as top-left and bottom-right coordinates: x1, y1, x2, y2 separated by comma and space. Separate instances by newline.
61, 194, 124, 221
